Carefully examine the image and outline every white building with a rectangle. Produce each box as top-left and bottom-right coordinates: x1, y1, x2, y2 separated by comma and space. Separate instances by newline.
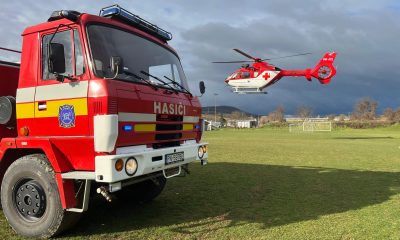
236, 119, 258, 128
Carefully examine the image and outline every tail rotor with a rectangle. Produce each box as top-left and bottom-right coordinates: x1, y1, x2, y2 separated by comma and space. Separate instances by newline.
311, 52, 337, 84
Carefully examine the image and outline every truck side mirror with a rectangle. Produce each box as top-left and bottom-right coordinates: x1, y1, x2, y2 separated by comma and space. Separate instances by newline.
199, 81, 206, 96
110, 56, 124, 75
48, 43, 66, 74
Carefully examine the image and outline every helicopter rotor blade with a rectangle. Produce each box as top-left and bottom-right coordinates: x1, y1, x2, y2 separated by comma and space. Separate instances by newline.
212, 60, 254, 64
212, 50, 311, 63
262, 52, 312, 61
233, 49, 258, 61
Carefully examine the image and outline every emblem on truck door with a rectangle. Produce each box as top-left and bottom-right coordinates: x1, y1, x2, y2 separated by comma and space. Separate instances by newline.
59, 105, 76, 128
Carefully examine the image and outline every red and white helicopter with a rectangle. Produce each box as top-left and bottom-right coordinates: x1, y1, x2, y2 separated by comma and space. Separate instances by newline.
213, 49, 337, 94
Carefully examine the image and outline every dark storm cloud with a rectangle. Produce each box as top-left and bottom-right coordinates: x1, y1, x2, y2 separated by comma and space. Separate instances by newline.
1, 1, 398, 115
178, 1, 400, 115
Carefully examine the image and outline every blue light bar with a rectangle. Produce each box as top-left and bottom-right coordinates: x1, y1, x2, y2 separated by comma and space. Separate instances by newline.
123, 125, 133, 132
99, 5, 173, 41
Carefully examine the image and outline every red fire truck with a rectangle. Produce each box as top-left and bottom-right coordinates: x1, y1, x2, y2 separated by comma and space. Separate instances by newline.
0, 5, 208, 238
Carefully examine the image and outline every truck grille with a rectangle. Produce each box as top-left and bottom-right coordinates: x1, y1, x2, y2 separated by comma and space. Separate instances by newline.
156, 115, 183, 122
153, 114, 184, 149
156, 124, 182, 131
108, 98, 118, 114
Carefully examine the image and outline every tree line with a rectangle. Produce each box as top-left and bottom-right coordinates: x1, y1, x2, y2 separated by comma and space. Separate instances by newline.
259, 97, 398, 125
207, 97, 399, 129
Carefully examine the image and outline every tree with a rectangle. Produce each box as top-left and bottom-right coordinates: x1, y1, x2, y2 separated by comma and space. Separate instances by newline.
383, 108, 395, 122
296, 105, 313, 119
327, 114, 335, 121
267, 105, 285, 122
338, 114, 346, 122
259, 116, 269, 125
351, 97, 378, 120
230, 111, 243, 120
394, 108, 400, 122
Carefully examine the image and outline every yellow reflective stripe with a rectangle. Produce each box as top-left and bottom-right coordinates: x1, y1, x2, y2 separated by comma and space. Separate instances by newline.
35, 98, 88, 118
135, 124, 156, 132
183, 124, 193, 131
16, 98, 88, 119
16, 103, 35, 119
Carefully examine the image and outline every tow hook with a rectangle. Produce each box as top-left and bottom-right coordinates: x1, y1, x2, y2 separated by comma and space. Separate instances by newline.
97, 186, 112, 202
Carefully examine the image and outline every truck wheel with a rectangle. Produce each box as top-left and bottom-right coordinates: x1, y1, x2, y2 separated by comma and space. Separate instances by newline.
116, 176, 166, 204
1, 154, 80, 238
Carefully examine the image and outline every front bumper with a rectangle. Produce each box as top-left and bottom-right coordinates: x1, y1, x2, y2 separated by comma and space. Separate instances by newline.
95, 142, 208, 183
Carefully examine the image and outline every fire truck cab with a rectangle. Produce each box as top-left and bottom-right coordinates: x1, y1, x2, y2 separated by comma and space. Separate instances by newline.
0, 5, 207, 238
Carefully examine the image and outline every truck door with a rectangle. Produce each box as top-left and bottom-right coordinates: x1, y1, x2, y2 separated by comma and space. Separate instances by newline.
33, 28, 89, 136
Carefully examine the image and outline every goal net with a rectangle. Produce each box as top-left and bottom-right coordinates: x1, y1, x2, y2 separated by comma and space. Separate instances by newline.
289, 120, 332, 132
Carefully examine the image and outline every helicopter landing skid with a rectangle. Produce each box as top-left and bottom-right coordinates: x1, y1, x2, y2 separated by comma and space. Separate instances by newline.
232, 87, 267, 94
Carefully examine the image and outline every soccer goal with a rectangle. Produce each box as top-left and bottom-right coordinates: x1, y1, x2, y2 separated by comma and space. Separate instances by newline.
289, 119, 332, 132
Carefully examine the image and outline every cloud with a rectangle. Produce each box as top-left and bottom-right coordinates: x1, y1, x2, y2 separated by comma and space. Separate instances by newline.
1, 1, 399, 115
177, 0, 400, 115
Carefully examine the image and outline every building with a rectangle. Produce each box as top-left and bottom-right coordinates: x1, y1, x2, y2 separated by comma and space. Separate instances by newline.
236, 120, 258, 128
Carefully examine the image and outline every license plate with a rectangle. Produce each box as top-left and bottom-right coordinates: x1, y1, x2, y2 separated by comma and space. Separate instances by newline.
165, 152, 184, 165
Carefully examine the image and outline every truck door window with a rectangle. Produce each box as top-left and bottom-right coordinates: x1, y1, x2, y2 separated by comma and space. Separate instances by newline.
42, 30, 72, 80
42, 29, 85, 80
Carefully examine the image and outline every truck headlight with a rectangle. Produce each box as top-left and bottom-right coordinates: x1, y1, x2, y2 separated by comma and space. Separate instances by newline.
125, 157, 138, 176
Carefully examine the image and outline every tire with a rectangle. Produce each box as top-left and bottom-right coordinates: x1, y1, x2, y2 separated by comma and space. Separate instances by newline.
115, 176, 167, 204
1, 154, 80, 238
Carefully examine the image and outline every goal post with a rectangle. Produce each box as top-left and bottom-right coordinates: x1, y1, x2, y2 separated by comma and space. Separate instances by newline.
303, 120, 332, 132
289, 123, 303, 132
289, 119, 332, 132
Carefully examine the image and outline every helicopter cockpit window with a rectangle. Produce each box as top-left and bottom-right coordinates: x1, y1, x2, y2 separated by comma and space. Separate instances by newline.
229, 73, 238, 79
242, 72, 250, 78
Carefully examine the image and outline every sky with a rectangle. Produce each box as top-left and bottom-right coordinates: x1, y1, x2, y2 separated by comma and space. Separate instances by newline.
1, 0, 399, 115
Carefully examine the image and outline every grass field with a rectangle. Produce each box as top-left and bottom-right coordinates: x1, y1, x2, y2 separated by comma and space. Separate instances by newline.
2, 126, 400, 239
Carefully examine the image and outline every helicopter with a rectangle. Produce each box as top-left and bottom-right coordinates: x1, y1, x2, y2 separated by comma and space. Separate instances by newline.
213, 49, 337, 94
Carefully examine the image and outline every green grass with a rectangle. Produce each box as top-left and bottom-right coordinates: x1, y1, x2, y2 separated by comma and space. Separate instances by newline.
3, 126, 400, 239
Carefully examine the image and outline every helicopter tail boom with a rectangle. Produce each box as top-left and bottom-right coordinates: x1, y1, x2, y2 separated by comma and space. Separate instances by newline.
277, 52, 337, 84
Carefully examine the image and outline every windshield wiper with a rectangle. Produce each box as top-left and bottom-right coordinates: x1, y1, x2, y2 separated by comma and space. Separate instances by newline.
140, 70, 179, 94
163, 76, 192, 97
121, 69, 158, 91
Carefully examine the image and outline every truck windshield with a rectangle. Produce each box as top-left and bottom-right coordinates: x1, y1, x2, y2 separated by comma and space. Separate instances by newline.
87, 25, 189, 90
